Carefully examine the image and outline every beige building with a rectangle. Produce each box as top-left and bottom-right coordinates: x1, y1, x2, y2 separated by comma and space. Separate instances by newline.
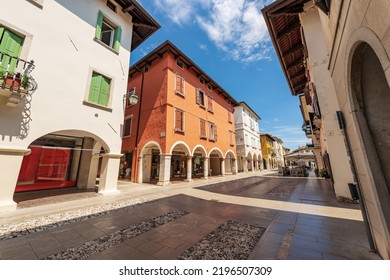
263, 0, 390, 260
0, 0, 159, 212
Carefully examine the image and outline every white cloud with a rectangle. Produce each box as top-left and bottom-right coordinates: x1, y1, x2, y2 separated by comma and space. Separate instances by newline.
199, 44, 209, 52
150, 0, 273, 63
149, 0, 197, 25
196, 0, 272, 62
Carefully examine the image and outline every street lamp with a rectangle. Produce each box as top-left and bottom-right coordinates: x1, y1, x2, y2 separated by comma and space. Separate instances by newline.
124, 88, 138, 106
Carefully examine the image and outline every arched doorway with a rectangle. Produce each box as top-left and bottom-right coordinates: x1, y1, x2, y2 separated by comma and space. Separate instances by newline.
170, 142, 191, 181
139, 141, 162, 183
350, 42, 390, 255
192, 145, 207, 178
237, 153, 245, 172
247, 152, 253, 171
253, 154, 258, 170
209, 148, 223, 177
225, 150, 236, 175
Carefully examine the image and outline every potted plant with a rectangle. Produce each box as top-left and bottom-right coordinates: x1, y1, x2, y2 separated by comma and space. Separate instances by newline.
0, 71, 21, 89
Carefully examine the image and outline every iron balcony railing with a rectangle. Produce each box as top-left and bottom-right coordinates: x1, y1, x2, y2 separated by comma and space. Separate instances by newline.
0, 51, 37, 94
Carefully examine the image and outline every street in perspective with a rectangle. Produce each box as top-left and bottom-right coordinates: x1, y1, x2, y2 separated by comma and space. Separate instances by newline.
0, 0, 389, 268
0, 170, 380, 260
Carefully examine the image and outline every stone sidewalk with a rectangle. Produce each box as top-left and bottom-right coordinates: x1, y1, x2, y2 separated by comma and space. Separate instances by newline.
0, 171, 382, 260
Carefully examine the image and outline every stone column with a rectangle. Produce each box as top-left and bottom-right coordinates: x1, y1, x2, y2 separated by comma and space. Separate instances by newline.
251, 160, 255, 172
0, 147, 30, 212
87, 154, 100, 189
98, 153, 122, 195
233, 159, 238, 174
184, 156, 193, 182
77, 137, 95, 189
137, 156, 143, 184
221, 158, 226, 176
202, 157, 209, 179
244, 157, 248, 172
157, 154, 171, 186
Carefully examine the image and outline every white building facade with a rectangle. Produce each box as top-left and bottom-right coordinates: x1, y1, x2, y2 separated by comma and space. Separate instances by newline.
0, 0, 159, 212
234, 102, 262, 172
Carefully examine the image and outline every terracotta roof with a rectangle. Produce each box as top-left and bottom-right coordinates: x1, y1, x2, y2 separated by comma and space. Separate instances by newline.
129, 40, 239, 106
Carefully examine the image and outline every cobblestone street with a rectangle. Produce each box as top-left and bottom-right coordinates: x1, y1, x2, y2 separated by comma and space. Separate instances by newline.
0, 171, 381, 260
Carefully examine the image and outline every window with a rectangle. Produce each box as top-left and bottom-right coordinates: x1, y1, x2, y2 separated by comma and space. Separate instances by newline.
88, 71, 111, 107
207, 96, 213, 113
123, 116, 132, 138
200, 119, 207, 139
200, 77, 205, 84
196, 89, 205, 107
175, 108, 184, 133
176, 59, 184, 69
0, 27, 24, 73
209, 122, 217, 141
95, 11, 122, 52
229, 131, 235, 146
250, 119, 254, 130
175, 74, 185, 97
228, 110, 233, 123
207, 84, 212, 91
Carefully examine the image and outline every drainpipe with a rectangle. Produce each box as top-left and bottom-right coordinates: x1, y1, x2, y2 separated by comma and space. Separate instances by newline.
132, 66, 145, 182
336, 111, 376, 252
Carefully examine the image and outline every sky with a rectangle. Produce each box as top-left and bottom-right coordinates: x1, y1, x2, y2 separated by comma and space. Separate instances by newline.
131, 0, 309, 151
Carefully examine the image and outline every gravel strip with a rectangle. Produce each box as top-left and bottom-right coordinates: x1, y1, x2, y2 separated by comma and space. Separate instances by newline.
0, 198, 151, 241
45, 209, 189, 260
177, 220, 265, 260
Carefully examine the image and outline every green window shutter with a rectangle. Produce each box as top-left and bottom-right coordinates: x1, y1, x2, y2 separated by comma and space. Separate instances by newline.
88, 72, 101, 104
95, 11, 104, 39
0, 29, 23, 73
98, 75, 110, 106
113, 26, 122, 52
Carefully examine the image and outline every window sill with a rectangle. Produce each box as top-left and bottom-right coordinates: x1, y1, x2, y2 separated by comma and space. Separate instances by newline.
209, 139, 216, 142
175, 91, 185, 98
175, 129, 185, 135
208, 109, 214, 114
200, 136, 207, 140
199, 104, 206, 109
93, 38, 119, 55
228, 121, 233, 124
83, 100, 113, 112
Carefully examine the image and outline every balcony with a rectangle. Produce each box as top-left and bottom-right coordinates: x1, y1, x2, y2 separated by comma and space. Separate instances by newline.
0, 52, 36, 107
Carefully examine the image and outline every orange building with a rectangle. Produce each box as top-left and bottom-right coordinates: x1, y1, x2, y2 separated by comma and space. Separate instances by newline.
122, 41, 239, 185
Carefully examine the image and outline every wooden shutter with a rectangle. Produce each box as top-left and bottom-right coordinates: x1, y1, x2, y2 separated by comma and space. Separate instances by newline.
176, 75, 184, 95
208, 96, 213, 111
0, 29, 24, 73
88, 72, 101, 104
196, 89, 200, 104
228, 110, 232, 123
200, 119, 206, 138
113, 26, 122, 52
98, 75, 110, 106
175, 110, 182, 131
214, 125, 218, 141
95, 11, 104, 39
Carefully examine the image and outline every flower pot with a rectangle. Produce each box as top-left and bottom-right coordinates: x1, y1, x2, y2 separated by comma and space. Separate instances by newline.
0, 75, 21, 96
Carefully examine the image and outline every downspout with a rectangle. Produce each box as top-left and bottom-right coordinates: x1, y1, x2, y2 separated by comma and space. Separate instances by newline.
336, 111, 376, 252
132, 66, 145, 182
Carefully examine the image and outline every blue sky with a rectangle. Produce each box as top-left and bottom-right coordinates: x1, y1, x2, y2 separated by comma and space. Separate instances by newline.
131, 0, 309, 151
